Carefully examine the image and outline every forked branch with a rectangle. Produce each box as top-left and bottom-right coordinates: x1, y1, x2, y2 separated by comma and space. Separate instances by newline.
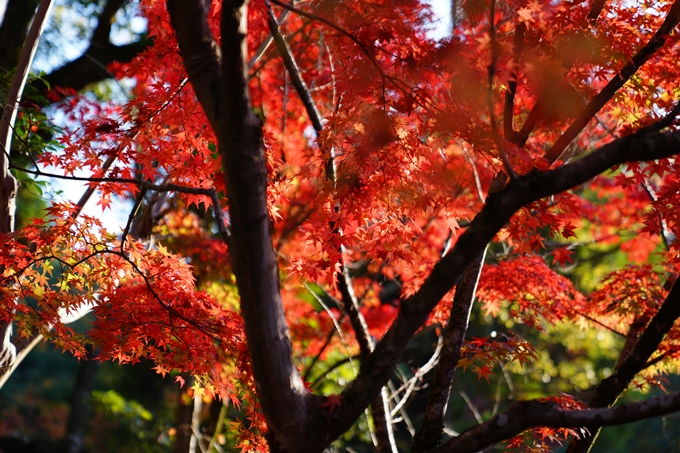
265, 6, 396, 450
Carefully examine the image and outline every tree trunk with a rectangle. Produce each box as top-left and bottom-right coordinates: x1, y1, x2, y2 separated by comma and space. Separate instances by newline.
0, 0, 53, 383
63, 349, 100, 453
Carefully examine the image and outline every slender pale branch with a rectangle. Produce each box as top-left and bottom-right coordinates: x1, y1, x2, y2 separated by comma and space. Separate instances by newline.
265, 6, 397, 449
266, 3, 400, 449
268, 0, 427, 108
390, 334, 443, 418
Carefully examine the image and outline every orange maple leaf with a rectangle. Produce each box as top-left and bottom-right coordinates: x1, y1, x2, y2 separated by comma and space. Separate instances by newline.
475, 365, 494, 383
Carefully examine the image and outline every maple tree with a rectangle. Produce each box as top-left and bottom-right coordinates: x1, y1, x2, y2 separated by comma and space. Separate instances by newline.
4, 0, 680, 451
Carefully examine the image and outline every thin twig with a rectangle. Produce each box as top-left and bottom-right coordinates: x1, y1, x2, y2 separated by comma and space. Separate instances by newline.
503, 21, 525, 143
641, 180, 674, 248
460, 390, 484, 424
1, 152, 231, 239
248, 8, 292, 69
486, 0, 516, 179
268, 0, 428, 108
304, 283, 356, 376
390, 334, 443, 416
268, 4, 398, 448
303, 320, 339, 382
120, 188, 146, 252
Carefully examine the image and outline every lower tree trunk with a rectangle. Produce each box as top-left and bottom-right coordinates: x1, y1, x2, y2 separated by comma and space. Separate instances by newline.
63, 348, 100, 453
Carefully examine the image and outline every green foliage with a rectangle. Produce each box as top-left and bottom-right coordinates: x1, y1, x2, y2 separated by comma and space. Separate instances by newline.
90, 389, 170, 453
92, 389, 153, 424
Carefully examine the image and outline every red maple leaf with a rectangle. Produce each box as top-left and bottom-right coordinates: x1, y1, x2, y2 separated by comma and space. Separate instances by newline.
551, 246, 573, 267
320, 395, 342, 415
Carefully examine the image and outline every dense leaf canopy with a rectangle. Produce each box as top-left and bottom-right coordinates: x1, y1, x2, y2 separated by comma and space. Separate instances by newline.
3, 0, 680, 452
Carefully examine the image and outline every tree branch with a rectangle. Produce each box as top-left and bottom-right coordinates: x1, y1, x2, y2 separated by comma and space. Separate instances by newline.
91, 0, 125, 44
587, 0, 609, 22
33, 0, 152, 95
266, 3, 397, 449
318, 120, 680, 447
412, 249, 486, 452
167, 1, 680, 450
486, 0, 515, 179
337, 267, 398, 453
511, 0, 673, 149
41, 41, 151, 94
265, 2, 323, 133
166, 0, 222, 126
503, 21, 525, 144
194, 1, 313, 451
432, 391, 680, 453
0, 0, 40, 71
565, 273, 680, 453
267, 0, 429, 107
266, 5, 398, 448
544, 0, 680, 162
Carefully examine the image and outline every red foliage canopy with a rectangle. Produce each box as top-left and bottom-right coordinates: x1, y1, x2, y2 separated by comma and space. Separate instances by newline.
4, 0, 680, 451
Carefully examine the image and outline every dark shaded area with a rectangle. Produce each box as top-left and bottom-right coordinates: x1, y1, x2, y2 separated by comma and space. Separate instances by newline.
0, 0, 41, 72
0, 0, 151, 97
0, 337, 176, 453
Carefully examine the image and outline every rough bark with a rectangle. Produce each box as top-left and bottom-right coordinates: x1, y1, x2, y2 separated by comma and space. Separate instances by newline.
219, 2, 311, 449
173, 373, 197, 453
166, 1, 680, 450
